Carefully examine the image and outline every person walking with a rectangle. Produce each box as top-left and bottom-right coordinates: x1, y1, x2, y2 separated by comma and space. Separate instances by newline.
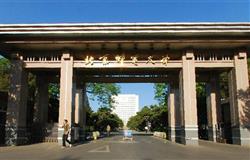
106, 125, 111, 137
145, 126, 148, 133
62, 119, 72, 148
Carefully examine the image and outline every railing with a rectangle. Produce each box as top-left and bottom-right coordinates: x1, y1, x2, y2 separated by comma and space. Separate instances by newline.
24, 56, 61, 62
195, 54, 232, 61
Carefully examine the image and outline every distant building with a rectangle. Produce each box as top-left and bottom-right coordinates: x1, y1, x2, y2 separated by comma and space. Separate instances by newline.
112, 94, 139, 126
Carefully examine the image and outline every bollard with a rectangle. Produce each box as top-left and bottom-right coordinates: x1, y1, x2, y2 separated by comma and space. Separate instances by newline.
93, 132, 97, 140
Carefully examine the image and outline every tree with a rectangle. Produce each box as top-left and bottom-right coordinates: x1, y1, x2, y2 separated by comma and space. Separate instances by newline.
127, 105, 167, 132
47, 83, 60, 122
153, 83, 168, 106
48, 83, 60, 99
149, 105, 168, 132
127, 106, 151, 131
88, 107, 123, 132
0, 57, 10, 92
196, 82, 206, 97
86, 83, 120, 108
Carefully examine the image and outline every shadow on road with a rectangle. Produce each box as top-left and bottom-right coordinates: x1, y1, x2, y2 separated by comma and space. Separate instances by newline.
56, 156, 81, 160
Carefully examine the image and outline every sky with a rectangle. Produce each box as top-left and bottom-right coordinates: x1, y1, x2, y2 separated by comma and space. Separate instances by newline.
0, 0, 249, 23
0, 0, 249, 111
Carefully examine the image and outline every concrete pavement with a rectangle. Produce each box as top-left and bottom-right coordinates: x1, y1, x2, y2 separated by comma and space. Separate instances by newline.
0, 135, 249, 160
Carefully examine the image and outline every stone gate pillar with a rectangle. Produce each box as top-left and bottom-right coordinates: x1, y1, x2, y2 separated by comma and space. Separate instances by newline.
5, 58, 28, 145
58, 53, 74, 145
228, 51, 250, 146
81, 84, 88, 141
33, 74, 49, 137
31, 74, 49, 142
167, 83, 179, 142
206, 74, 221, 142
179, 50, 198, 145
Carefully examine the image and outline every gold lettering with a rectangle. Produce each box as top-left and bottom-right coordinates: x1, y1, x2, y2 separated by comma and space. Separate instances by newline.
99, 55, 109, 65
84, 56, 94, 65
146, 56, 155, 64
115, 55, 125, 64
161, 55, 170, 65
131, 56, 138, 65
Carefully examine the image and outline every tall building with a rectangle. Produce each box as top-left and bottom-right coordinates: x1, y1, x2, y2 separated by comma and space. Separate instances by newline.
112, 94, 139, 126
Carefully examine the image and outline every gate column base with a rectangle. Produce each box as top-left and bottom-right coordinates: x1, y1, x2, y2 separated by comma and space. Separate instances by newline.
57, 128, 63, 145
5, 126, 29, 146
231, 126, 250, 146
184, 126, 199, 145
207, 126, 217, 142
167, 127, 176, 142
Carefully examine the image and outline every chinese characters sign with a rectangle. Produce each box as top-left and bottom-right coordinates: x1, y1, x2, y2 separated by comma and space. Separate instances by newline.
84, 55, 170, 66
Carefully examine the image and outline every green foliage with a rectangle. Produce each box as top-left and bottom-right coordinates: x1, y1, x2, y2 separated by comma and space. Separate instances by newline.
86, 107, 123, 132
0, 57, 10, 91
127, 105, 167, 132
219, 72, 229, 99
48, 83, 60, 99
48, 95, 59, 123
27, 73, 37, 103
153, 83, 168, 106
86, 83, 120, 108
127, 106, 150, 131
47, 83, 60, 122
196, 82, 206, 97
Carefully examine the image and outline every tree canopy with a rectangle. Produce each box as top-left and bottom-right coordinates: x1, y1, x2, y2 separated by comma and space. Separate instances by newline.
86, 83, 120, 108
127, 105, 167, 132
0, 58, 10, 92
86, 107, 123, 132
153, 83, 168, 106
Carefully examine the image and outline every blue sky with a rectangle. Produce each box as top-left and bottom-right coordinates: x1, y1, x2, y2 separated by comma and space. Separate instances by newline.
0, 0, 249, 23
0, 0, 249, 111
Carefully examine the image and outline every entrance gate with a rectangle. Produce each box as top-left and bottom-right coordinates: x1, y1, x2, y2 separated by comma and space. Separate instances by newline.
0, 23, 249, 146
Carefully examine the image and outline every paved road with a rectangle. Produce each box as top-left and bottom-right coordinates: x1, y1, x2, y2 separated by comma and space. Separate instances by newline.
0, 135, 249, 160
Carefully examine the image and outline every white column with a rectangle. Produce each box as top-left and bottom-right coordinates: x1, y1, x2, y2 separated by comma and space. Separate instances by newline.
179, 50, 198, 145
58, 53, 74, 144
73, 88, 84, 142
74, 89, 82, 125
168, 84, 179, 142
206, 75, 221, 142
228, 51, 250, 146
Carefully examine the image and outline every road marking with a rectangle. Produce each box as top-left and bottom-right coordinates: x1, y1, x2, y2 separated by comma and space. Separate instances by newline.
103, 140, 138, 144
88, 145, 110, 153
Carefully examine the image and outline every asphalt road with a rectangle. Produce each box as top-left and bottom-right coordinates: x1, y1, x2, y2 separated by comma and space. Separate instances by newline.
0, 135, 249, 160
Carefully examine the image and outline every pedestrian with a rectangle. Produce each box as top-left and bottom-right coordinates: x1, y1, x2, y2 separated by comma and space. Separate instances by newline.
62, 119, 72, 148
145, 126, 148, 133
106, 125, 111, 137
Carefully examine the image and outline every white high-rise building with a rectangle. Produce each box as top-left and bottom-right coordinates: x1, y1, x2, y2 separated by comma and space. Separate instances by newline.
112, 94, 139, 126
